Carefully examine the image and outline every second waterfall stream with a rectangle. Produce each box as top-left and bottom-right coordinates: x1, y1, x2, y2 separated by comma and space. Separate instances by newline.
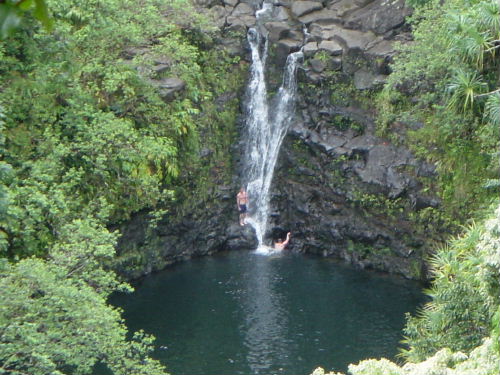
242, 2, 303, 251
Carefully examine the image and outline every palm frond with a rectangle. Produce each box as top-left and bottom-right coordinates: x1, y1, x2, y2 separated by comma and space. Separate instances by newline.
446, 69, 487, 112
484, 92, 500, 125
483, 178, 500, 189
461, 27, 494, 69
477, 0, 500, 39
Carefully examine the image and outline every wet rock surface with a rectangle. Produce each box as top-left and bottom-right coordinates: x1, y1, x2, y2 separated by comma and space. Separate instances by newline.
117, 0, 438, 280
208, 0, 433, 278
201, 0, 412, 86
267, 105, 436, 278
115, 189, 257, 280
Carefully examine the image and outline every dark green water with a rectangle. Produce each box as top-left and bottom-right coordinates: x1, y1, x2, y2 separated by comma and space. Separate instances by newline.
111, 251, 424, 375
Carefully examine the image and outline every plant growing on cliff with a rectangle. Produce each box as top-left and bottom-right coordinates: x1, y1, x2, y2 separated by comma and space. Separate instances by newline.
0, 0, 244, 372
401, 203, 500, 361
446, 69, 487, 113
376, 0, 500, 221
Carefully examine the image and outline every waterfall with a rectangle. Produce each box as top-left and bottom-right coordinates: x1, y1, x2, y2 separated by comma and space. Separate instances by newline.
242, 4, 303, 249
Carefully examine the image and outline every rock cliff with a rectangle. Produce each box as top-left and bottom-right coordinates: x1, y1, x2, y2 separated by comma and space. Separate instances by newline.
116, 0, 441, 279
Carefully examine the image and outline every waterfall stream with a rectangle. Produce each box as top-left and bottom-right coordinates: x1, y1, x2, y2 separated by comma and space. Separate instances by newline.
243, 4, 303, 249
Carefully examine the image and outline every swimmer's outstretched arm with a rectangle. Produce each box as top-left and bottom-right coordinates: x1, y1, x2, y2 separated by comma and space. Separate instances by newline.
283, 232, 291, 246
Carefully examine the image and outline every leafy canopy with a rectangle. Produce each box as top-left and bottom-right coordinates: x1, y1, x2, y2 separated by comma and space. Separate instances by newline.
0, 0, 245, 373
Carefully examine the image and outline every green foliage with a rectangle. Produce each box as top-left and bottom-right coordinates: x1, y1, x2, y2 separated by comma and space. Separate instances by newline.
0, 0, 52, 38
484, 92, 500, 125
0, 0, 244, 373
0, 0, 242, 257
312, 337, 499, 375
350, 191, 405, 214
492, 307, 500, 352
311, 207, 500, 375
401, 203, 500, 361
0, 107, 12, 253
0, 215, 163, 374
348, 358, 402, 375
446, 69, 487, 112
0, 222, 167, 374
405, 0, 433, 8
376, 0, 500, 221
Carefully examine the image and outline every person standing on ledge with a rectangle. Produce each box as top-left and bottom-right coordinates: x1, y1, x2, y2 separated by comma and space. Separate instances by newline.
236, 187, 249, 226
274, 232, 291, 250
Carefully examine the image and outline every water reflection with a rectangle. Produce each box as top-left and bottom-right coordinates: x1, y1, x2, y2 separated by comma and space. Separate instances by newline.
110, 252, 425, 375
241, 253, 290, 373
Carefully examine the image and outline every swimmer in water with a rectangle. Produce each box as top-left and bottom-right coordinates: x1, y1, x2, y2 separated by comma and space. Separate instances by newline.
274, 232, 291, 250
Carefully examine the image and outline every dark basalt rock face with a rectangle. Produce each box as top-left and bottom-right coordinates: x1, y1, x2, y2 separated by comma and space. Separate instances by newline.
116, 0, 439, 280
230, 0, 435, 278
267, 105, 437, 278
114, 189, 257, 280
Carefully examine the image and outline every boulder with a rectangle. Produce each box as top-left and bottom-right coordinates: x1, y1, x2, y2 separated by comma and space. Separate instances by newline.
226, 2, 256, 29
264, 21, 290, 42
366, 38, 395, 57
329, 0, 360, 17
308, 23, 330, 40
303, 41, 319, 57
122, 47, 149, 59
218, 36, 246, 57
193, 0, 220, 7
366, 39, 395, 74
344, 0, 410, 34
239, 0, 261, 5
331, 57, 342, 70
231, 2, 254, 17
412, 195, 440, 210
276, 38, 302, 63
285, 29, 304, 41
210, 5, 229, 28
152, 64, 170, 74
304, 71, 323, 83
333, 27, 377, 51
353, 0, 375, 6
225, 224, 258, 250
226, 14, 256, 31
276, 0, 293, 8
318, 40, 343, 55
308, 23, 376, 50
291, 1, 323, 18
353, 144, 409, 189
225, 17, 247, 33
353, 69, 386, 89
239, 15, 256, 26
223, 0, 238, 6
309, 58, 327, 73
152, 55, 172, 66
273, 6, 290, 21
298, 9, 340, 25
154, 77, 186, 101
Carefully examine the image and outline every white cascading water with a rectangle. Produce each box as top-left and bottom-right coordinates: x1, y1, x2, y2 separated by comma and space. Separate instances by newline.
243, 3, 303, 250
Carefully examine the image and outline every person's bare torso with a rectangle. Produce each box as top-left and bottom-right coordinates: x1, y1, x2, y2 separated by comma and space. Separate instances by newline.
237, 192, 248, 205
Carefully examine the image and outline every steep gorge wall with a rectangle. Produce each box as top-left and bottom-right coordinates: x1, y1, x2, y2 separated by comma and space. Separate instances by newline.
259, 0, 441, 278
116, 0, 443, 279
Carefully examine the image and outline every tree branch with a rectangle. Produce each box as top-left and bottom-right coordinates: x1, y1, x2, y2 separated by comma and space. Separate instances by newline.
485, 44, 500, 53
475, 88, 500, 99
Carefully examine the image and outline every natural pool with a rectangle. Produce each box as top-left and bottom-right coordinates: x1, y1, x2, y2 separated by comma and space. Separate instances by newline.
111, 250, 425, 375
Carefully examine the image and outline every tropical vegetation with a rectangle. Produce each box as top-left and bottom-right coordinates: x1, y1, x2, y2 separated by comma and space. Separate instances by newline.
312, 203, 500, 375
0, 0, 498, 373
377, 0, 499, 223
1, 0, 242, 373
311, 0, 500, 373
